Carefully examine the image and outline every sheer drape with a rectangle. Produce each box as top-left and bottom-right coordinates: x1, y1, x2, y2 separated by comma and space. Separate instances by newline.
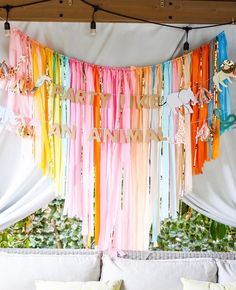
183, 130, 236, 227
0, 124, 54, 230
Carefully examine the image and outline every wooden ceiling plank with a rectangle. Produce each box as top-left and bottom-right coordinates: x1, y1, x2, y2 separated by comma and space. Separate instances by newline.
0, 0, 234, 24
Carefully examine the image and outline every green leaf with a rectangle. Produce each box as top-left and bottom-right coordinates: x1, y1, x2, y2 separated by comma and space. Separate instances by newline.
210, 221, 217, 240
217, 223, 227, 239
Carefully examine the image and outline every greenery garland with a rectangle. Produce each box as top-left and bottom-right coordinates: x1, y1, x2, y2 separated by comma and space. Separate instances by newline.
0, 200, 235, 251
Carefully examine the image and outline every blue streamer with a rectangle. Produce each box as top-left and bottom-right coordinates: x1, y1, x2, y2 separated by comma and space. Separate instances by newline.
217, 31, 231, 133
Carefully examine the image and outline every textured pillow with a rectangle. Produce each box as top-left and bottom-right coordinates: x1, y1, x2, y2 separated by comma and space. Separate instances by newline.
35, 280, 122, 290
181, 278, 236, 290
101, 256, 217, 290
217, 260, 236, 284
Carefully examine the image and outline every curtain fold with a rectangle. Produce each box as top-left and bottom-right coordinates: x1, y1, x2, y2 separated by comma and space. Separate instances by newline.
183, 130, 236, 227
0, 124, 55, 230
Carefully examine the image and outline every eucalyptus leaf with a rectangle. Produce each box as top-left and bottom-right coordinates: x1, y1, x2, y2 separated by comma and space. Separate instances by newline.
217, 223, 227, 239
210, 221, 217, 240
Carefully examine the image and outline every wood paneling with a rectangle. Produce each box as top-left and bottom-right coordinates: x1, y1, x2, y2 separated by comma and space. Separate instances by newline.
0, 0, 235, 24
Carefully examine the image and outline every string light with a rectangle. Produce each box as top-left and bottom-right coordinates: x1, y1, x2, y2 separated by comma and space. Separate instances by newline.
183, 26, 192, 53
4, 5, 11, 37
90, 5, 98, 36
90, 20, 96, 36
0, 0, 235, 51
0, 0, 50, 36
81, 0, 233, 30
80, 0, 234, 51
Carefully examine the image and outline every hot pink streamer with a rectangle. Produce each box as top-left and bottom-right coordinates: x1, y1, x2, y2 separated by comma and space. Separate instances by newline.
99, 67, 123, 250
99, 67, 137, 251
82, 63, 95, 238
66, 59, 83, 219
98, 67, 109, 249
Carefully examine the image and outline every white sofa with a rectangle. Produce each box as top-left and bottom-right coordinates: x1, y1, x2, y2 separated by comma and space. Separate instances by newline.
0, 249, 236, 290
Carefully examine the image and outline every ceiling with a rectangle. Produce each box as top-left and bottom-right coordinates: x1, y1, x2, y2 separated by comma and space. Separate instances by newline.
0, 0, 236, 24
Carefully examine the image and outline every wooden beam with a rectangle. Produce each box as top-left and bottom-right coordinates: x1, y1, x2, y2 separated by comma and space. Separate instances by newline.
0, 0, 235, 24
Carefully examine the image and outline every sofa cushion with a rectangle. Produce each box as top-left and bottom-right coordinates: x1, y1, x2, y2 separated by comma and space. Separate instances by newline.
0, 252, 101, 290
101, 256, 217, 290
181, 278, 236, 290
35, 280, 122, 290
217, 260, 236, 284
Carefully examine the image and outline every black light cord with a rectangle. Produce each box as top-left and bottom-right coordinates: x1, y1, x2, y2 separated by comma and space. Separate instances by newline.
0, 0, 51, 30
183, 26, 192, 52
92, 5, 99, 20
0, 0, 234, 49
80, 0, 234, 32
80, 0, 235, 51
5, 5, 10, 21
81, 0, 184, 30
0, 0, 233, 31
0, 0, 51, 10
3, 4, 11, 35
90, 5, 98, 35
190, 21, 233, 30
0, 0, 51, 36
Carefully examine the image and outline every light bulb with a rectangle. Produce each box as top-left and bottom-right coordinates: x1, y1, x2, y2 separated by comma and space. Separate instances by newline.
4, 21, 10, 37
90, 20, 96, 36
183, 41, 189, 53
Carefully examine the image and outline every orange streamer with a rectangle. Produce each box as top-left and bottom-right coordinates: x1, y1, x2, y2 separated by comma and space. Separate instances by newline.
212, 118, 220, 159
197, 44, 210, 170
212, 41, 221, 160
191, 44, 211, 175
191, 48, 200, 175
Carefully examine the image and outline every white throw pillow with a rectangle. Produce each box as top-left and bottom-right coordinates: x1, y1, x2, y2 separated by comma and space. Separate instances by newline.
0, 252, 101, 290
217, 260, 236, 284
101, 256, 217, 290
181, 278, 236, 290
35, 280, 122, 290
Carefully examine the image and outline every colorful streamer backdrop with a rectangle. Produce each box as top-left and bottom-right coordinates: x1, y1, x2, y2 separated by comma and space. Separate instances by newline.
5, 28, 230, 251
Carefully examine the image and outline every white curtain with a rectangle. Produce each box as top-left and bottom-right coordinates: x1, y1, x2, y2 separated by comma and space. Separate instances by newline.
0, 123, 55, 230
0, 22, 236, 229
183, 130, 236, 227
